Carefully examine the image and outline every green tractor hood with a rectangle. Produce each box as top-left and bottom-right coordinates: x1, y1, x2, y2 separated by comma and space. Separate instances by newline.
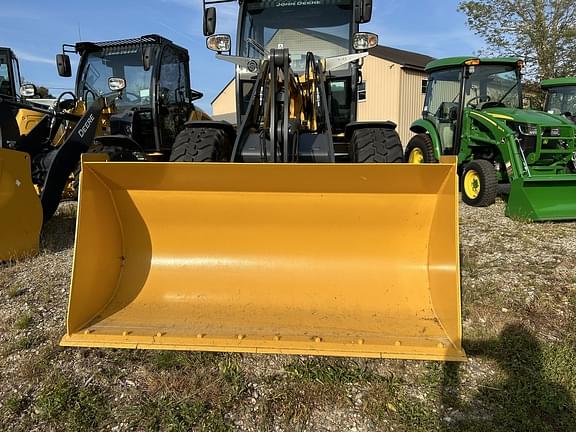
482, 107, 574, 126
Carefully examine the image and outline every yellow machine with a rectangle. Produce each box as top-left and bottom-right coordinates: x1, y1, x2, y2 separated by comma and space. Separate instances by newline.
0, 34, 209, 252
0, 48, 45, 260
62, 2, 464, 361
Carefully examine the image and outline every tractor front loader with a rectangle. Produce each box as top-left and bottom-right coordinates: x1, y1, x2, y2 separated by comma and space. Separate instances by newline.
62, 0, 464, 361
406, 57, 576, 221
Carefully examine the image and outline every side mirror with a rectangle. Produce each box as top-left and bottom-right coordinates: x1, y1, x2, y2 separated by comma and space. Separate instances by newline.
206, 34, 231, 53
142, 46, 153, 71
204, 7, 217, 36
108, 77, 126, 92
362, 0, 373, 23
56, 54, 72, 77
20, 83, 37, 98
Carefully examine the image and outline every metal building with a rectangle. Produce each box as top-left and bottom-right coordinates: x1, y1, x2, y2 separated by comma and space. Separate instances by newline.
211, 45, 434, 145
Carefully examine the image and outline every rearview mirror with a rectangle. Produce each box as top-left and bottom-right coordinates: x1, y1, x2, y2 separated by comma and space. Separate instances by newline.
362, 0, 373, 23
204, 7, 217, 36
108, 77, 126, 92
56, 54, 72, 77
20, 83, 37, 98
355, 0, 372, 23
142, 46, 153, 71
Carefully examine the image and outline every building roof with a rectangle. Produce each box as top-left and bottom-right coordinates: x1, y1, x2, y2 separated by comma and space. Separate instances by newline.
541, 77, 576, 89
425, 56, 522, 72
368, 45, 434, 71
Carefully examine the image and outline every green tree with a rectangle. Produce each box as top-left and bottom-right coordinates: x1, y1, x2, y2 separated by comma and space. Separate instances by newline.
458, 0, 576, 80
37, 86, 54, 99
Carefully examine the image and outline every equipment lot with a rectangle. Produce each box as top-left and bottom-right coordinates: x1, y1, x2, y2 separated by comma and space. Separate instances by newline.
1, 200, 574, 431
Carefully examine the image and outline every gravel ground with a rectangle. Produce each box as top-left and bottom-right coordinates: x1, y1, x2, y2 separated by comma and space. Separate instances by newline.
0, 198, 575, 431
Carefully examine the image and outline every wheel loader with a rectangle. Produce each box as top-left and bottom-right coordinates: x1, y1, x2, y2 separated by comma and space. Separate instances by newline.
0, 35, 209, 259
62, 0, 464, 361
541, 77, 576, 123
406, 57, 576, 221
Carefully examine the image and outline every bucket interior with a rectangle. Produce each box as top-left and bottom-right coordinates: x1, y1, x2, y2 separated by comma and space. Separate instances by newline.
63, 162, 464, 361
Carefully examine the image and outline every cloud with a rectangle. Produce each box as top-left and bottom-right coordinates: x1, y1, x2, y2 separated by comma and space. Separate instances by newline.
13, 50, 54, 65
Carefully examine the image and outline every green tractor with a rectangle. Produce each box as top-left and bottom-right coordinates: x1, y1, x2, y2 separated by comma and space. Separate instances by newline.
406, 57, 576, 221
541, 77, 576, 123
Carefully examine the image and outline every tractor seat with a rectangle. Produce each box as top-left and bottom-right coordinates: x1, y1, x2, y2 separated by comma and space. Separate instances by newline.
436, 102, 459, 123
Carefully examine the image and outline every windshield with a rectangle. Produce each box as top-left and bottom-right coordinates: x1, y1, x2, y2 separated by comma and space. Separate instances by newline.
78, 45, 154, 108
545, 86, 576, 116
466, 64, 522, 109
240, 1, 353, 72
0, 51, 13, 97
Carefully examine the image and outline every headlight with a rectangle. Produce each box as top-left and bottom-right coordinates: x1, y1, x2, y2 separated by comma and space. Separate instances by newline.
353, 32, 378, 51
550, 128, 561, 137
518, 124, 538, 136
206, 34, 231, 53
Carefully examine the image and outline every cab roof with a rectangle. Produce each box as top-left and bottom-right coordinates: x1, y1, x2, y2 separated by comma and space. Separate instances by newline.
75, 34, 179, 55
541, 77, 576, 89
425, 56, 522, 72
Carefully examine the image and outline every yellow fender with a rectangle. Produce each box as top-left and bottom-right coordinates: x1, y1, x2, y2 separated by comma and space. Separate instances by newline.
0, 149, 42, 261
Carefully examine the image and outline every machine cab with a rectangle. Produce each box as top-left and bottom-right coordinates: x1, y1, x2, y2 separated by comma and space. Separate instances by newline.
0, 48, 21, 99
204, 0, 374, 132
69, 35, 194, 154
542, 78, 576, 122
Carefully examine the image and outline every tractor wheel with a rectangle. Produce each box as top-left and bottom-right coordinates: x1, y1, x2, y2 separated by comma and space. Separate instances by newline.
170, 127, 233, 162
404, 133, 436, 163
461, 159, 498, 207
69, 145, 137, 200
350, 128, 403, 163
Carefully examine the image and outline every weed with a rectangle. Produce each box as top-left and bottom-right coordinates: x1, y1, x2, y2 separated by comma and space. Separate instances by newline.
14, 312, 33, 330
36, 375, 108, 431
285, 358, 385, 385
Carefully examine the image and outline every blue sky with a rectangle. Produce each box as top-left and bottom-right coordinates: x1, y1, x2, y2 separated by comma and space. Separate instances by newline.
0, 0, 483, 111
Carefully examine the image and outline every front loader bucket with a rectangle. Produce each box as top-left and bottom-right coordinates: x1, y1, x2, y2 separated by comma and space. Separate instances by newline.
506, 176, 576, 221
0, 149, 42, 261
62, 157, 465, 361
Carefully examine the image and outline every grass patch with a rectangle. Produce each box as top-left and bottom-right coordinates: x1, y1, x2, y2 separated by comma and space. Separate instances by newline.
6, 283, 24, 298
3, 394, 31, 416
132, 395, 230, 432
36, 376, 108, 431
3, 332, 46, 355
14, 312, 33, 330
285, 357, 385, 385
218, 356, 246, 398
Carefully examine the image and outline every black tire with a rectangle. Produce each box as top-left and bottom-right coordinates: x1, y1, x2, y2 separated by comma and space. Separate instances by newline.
350, 128, 403, 163
69, 145, 137, 200
404, 133, 437, 163
461, 159, 498, 207
170, 127, 233, 162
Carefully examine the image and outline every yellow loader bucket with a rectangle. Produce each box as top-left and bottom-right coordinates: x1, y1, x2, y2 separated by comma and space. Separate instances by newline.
0, 149, 42, 261
62, 156, 464, 361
